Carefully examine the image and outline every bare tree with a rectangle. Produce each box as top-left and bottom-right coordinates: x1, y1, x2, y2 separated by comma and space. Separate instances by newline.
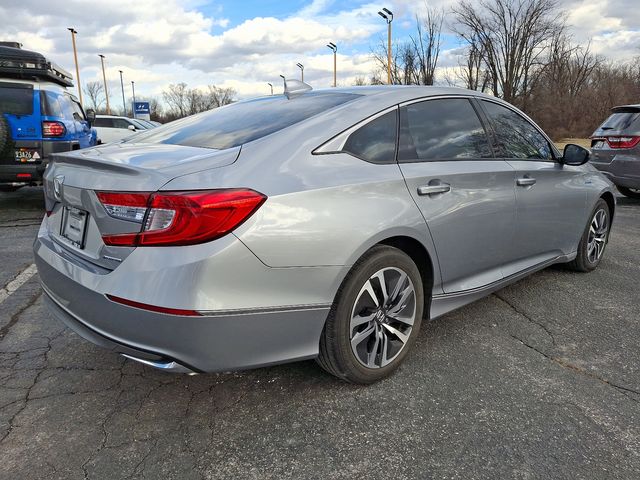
452, 0, 564, 104
207, 85, 236, 108
83, 81, 105, 111
162, 83, 189, 119
162, 83, 236, 120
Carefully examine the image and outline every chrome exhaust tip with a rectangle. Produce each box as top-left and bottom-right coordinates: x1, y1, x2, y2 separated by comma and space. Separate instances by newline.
121, 353, 198, 374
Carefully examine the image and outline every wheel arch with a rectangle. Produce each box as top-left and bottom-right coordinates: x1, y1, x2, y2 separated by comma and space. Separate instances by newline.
600, 190, 616, 222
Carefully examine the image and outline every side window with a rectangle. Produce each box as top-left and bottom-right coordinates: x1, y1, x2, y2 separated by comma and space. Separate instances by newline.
58, 95, 76, 121
481, 100, 552, 160
113, 118, 132, 129
69, 98, 86, 122
399, 98, 492, 161
41, 91, 63, 118
93, 117, 113, 128
342, 109, 397, 164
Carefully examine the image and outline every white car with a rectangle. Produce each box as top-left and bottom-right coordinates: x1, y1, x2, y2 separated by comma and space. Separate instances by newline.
93, 115, 151, 144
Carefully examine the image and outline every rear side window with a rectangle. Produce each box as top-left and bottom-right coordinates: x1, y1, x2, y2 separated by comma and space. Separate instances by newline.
41, 91, 63, 117
342, 110, 397, 164
482, 100, 553, 160
69, 98, 86, 121
113, 118, 133, 129
600, 111, 640, 131
93, 117, 114, 128
126, 92, 361, 150
0, 83, 33, 115
399, 98, 492, 161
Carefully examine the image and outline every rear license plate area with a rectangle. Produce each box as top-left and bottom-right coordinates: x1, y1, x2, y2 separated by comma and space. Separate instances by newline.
60, 206, 88, 249
14, 149, 41, 163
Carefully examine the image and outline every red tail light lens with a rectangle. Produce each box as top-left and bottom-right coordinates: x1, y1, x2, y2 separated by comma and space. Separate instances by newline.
42, 121, 66, 137
97, 189, 267, 247
604, 136, 640, 149
106, 294, 202, 316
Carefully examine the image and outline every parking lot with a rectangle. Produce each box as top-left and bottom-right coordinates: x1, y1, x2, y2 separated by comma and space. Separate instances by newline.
0, 187, 638, 479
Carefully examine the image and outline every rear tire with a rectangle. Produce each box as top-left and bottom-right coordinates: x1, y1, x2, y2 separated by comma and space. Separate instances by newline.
317, 245, 424, 384
617, 186, 640, 199
566, 199, 610, 272
0, 185, 21, 193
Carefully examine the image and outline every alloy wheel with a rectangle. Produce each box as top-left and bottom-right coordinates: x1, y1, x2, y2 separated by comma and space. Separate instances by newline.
349, 267, 416, 369
587, 208, 609, 263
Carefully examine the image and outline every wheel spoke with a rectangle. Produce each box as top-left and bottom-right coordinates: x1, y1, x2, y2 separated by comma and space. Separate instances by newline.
386, 311, 415, 326
350, 312, 376, 331
351, 323, 376, 349
362, 280, 379, 308
382, 323, 409, 344
389, 271, 407, 304
366, 326, 381, 367
388, 285, 413, 315
373, 270, 389, 305
379, 329, 390, 367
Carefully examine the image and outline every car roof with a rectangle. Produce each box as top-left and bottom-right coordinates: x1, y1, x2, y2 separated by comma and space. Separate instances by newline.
302, 85, 499, 102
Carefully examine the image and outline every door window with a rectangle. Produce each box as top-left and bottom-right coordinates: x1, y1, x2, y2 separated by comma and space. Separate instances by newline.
342, 110, 397, 164
93, 117, 114, 128
398, 98, 492, 161
113, 118, 133, 129
481, 100, 553, 160
69, 98, 86, 122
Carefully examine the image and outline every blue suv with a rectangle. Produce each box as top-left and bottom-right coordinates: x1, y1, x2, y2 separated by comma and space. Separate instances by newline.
0, 42, 97, 191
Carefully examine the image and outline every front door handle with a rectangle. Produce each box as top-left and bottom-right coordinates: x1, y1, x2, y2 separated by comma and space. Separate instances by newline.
417, 183, 451, 195
516, 177, 537, 187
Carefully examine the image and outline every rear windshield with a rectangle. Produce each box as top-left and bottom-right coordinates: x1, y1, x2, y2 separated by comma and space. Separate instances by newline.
0, 83, 33, 115
600, 111, 640, 131
126, 92, 361, 150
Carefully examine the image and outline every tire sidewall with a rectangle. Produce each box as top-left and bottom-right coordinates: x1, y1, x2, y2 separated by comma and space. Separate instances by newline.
579, 199, 610, 270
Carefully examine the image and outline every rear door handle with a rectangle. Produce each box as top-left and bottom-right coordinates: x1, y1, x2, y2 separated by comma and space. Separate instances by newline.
516, 177, 536, 187
417, 183, 451, 195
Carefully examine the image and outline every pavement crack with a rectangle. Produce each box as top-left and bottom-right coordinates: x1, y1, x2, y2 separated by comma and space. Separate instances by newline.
0, 290, 42, 340
495, 293, 556, 345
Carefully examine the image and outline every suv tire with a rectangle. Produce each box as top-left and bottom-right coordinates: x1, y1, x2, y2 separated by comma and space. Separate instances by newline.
618, 186, 640, 199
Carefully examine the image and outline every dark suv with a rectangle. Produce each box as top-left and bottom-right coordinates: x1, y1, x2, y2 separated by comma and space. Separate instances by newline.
590, 105, 640, 198
0, 42, 97, 191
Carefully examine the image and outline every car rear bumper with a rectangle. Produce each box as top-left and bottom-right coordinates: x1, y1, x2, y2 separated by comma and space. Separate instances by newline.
0, 140, 77, 184
591, 154, 640, 189
34, 225, 338, 373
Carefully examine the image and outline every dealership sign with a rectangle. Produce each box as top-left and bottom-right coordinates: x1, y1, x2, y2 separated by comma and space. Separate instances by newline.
133, 101, 151, 121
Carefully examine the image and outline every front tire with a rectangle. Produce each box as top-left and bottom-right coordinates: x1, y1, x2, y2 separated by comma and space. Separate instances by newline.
618, 186, 640, 199
317, 245, 424, 384
566, 199, 611, 272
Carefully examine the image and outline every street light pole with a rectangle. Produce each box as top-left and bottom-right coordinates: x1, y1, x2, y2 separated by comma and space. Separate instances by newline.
130, 81, 136, 117
267, 83, 273, 95
98, 54, 110, 114
378, 8, 394, 85
119, 70, 126, 116
296, 63, 304, 82
67, 28, 83, 105
326, 43, 337, 87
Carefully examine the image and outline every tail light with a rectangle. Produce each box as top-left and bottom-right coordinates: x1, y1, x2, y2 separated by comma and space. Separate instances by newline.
594, 136, 640, 149
96, 189, 267, 247
42, 121, 66, 137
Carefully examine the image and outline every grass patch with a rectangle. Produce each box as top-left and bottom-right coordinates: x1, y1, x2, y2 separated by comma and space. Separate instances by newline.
555, 138, 591, 150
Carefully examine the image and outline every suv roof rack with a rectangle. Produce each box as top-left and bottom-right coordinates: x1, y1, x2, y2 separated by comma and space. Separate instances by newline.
0, 44, 73, 88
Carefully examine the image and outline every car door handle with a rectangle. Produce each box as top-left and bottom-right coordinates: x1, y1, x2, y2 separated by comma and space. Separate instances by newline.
417, 183, 451, 195
516, 177, 537, 187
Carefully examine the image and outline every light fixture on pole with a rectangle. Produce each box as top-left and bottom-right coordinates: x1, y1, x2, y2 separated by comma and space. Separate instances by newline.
267, 82, 273, 95
67, 28, 83, 105
296, 63, 304, 82
326, 42, 337, 87
377, 8, 393, 85
98, 54, 110, 114
131, 81, 136, 117
119, 70, 126, 116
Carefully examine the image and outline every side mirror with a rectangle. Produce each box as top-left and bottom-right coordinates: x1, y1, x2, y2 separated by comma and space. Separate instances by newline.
85, 109, 96, 123
127, 124, 136, 131
562, 144, 590, 166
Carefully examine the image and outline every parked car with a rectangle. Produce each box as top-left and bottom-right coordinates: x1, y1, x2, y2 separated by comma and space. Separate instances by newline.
134, 118, 158, 129
35, 85, 615, 384
93, 115, 150, 144
0, 42, 97, 191
590, 105, 640, 198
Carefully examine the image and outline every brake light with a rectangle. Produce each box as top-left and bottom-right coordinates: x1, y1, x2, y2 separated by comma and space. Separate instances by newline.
42, 121, 66, 137
97, 189, 267, 247
106, 294, 202, 316
605, 136, 640, 149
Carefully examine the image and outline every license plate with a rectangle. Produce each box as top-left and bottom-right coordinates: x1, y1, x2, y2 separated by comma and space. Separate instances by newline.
14, 149, 41, 163
60, 206, 88, 249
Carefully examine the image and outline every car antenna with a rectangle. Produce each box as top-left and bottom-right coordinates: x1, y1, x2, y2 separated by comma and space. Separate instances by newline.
280, 75, 312, 100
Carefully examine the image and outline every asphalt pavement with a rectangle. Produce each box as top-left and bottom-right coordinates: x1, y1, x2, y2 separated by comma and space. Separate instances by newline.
0, 187, 639, 479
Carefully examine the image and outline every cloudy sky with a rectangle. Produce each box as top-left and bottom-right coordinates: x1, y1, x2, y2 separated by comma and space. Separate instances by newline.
1, 0, 639, 106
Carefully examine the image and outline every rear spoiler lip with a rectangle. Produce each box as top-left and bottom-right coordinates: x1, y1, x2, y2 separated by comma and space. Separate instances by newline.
611, 105, 640, 113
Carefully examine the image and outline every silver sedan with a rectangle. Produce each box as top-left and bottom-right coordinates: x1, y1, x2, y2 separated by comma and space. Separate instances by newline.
35, 85, 615, 383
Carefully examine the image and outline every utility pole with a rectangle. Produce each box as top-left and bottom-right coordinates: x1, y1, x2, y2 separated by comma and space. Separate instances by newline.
67, 28, 83, 105
296, 63, 304, 82
119, 70, 126, 116
378, 8, 394, 85
326, 43, 337, 87
131, 81, 136, 117
98, 54, 110, 114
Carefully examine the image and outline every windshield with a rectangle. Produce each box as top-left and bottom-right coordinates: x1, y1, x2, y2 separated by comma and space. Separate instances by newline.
126, 92, 361, 150
600, 111, 640, 131
0, 83, 33, 115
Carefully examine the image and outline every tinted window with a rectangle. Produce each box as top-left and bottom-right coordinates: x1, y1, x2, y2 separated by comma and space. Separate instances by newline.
41, 91, 63, 117
58, 96, 76, 121
399, 99, 491, 161
342, 110, 397, 163
69, 98, 85, 122
482, 100, 552, 160
113, 118, 132, 129
93, 117, 114, 128
600, 111, 640, 132
127, 92, 360, 150
0, 84, 33, 115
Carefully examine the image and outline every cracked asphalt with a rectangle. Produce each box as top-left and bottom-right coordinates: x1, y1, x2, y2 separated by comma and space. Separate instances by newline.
1, 187, 639, 479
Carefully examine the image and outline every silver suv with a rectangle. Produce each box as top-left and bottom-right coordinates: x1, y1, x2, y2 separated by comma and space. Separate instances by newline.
590, 105, 640, 198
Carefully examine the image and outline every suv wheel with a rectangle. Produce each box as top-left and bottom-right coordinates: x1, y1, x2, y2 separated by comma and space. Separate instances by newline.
618, 186, 640, 199
317, 245, 424, 384
566, 199, 611, 272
